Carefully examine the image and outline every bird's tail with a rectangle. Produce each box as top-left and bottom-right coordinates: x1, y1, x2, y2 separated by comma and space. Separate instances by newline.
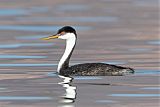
120, 68, 135, 76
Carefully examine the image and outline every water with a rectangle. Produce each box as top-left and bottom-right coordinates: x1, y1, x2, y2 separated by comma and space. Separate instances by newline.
148, 40, 160, 45
0, 55, 47, 59
16, 35, 49, 40
96, 100, 116, 103
16, 16, 118, 23
0, 25, 92, 32
0, 7, 49, 16
58, 4, 89, 11
135, 69, 160, 75
141, 87, 160, 90
0, 0, 159, 107
0, 43, 54, 48
0, 63, 56, 67
0, 9, 28, 16
0, 96, 52, 100
109, 94, 160, 97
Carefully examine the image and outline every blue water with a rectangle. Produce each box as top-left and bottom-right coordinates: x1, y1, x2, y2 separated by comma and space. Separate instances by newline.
47, 72, 58, 77
0, 55, 46, 59
0, 63, 56, 67
58, 4, 89, 11
0, 9, 28, 16
135, 69, 160, 75
16, 35, 49, 40
0, 96, 52, 100
29, 7, 49, 13
129, 48, 151, 52
53, 17, 118, 22
0, 1, 158, 106
0, 43, 53, 49
96, 100, 117, 103
17, 16, 118, 22
74, 76, 102, 80
141, 87, 160, 90
109, 94, 160, 97
148, 40, 160, 45
0, 25, 92, 32
0, 88, 6, 90
0, 7, 49, 16
133, 0, 157, 6
103, 61, 126, 65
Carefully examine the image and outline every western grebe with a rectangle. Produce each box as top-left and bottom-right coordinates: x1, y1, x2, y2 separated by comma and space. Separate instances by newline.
42, 26, 134, 76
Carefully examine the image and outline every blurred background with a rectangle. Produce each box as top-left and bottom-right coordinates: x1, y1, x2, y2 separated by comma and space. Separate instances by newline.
0, 0, 159, 107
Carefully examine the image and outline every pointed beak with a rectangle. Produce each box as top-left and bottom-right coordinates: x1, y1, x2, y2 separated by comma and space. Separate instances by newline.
41, 34, 59, 40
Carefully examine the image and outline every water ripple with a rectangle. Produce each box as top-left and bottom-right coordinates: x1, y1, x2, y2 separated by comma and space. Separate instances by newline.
0, 9, 28, 16
103, 61, 126, 65
141, 87, 160, 90
58, 4, 89, 11
0, 55, 46, 59
129, 48, 151, 52
16, 35, 48, 40
74, 76, 102, 80
96, 100, 116, 103
47, 72, 58, 77
0, 96, 52, 100
0, 43, 53, 49
0, 7, 49, 16
0, 25, 92, 32
109, 94, 160, 97
17, 16, 118, 22
135, 69, 160, 75
148, 40, 160, 45
0, 63, 56, 67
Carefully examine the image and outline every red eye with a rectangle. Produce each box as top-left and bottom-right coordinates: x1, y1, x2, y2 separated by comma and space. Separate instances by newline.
60, 32, 65, 35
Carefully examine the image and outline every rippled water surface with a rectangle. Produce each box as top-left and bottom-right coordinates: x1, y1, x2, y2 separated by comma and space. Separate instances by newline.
0, 0, 159, 107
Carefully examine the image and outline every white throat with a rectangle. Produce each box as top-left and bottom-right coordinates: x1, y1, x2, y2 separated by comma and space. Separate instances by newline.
57, 33, 76, 72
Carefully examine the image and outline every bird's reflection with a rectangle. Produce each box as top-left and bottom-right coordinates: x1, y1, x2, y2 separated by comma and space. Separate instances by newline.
58, 75, 77, 104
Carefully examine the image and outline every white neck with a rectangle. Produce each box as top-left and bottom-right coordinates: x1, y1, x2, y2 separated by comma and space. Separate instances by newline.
57, 34, 76, 72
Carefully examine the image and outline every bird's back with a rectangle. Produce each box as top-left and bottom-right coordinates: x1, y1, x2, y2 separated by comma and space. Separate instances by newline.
59, 63, 134, 76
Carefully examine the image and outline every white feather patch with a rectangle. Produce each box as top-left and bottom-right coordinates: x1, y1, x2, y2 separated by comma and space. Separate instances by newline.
57, 33, 76, 72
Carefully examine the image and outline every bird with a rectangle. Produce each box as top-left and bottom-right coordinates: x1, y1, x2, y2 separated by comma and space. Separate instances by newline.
42, 26, 134, 76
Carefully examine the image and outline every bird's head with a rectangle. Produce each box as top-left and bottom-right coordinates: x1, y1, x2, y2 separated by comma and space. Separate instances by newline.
42, 26, 77, 40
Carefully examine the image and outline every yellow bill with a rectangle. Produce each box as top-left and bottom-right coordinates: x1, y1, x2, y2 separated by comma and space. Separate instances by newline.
41, 35, 59, 40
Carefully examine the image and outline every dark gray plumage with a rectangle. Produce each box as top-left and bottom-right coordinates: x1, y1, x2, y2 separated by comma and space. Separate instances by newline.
59, 63, 134, 76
